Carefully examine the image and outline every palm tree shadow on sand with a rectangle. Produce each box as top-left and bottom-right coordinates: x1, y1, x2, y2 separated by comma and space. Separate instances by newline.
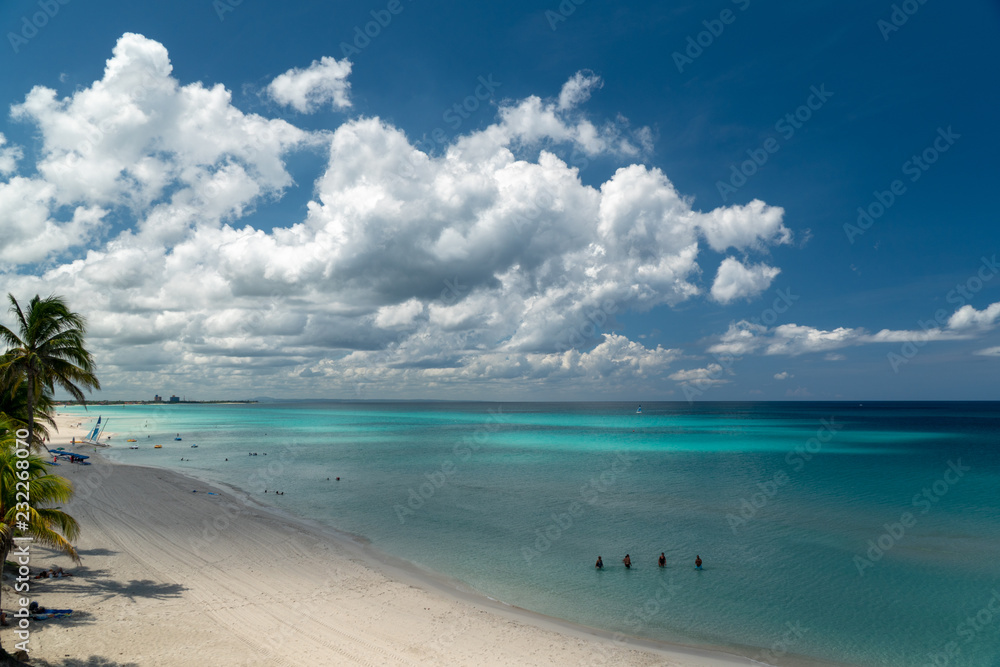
73, 549, 119, 558
26, 576, 186, 604
89, 578, 186, 603
27, 657, 141, 667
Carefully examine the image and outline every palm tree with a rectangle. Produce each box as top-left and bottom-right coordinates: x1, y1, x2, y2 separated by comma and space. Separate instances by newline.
0, 380, 55, 445
0, 425, 80, 657
0, 295, 100, 451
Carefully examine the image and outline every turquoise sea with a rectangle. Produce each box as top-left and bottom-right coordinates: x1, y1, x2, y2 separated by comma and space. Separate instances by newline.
58, 401, 1000, 666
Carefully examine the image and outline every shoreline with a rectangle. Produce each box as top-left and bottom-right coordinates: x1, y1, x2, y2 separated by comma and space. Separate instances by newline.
4, 412, 850, 666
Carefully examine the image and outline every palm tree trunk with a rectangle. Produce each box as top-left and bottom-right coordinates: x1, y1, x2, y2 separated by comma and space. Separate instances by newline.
25, 395, 33, 453
25, 370, 38, 453
0, 535, 13, 658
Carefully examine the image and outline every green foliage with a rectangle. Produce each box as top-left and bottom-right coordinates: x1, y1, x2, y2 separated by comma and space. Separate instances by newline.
0, 293, 95, 654
0, 429, 80, 560
0, 420, 81, 651
0, 294, 100, 449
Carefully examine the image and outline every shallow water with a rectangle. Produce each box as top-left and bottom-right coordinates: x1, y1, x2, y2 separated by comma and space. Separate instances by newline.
60, 401, 1000, 667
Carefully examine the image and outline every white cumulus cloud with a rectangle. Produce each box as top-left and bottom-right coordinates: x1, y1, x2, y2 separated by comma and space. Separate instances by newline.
558, 70, 603, 110
0, 35, 797, 397
948, 302, 1000, 331
710, 257, 780, 304
698, 199, 791, 253
0, 134, 22, 174
668, 364, 730, 387
705, 297, 1000, 363
268, 56, 352, 113
8, 32, 308, 256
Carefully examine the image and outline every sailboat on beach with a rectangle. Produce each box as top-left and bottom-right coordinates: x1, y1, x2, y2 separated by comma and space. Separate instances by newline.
81, 417, 108, 445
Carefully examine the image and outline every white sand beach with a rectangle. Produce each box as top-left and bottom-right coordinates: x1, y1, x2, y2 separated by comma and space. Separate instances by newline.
2, 415, 767, 667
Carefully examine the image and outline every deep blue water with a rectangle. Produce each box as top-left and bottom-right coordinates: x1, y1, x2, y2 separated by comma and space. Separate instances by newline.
59, 401, 1000, 666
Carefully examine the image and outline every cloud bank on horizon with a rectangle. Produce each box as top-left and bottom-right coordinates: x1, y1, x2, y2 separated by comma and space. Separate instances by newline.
1, 33, 997, 399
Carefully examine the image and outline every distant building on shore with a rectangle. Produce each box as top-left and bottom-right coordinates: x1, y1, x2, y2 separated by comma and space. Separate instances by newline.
154, 394, 162, 402
169, 395, 180, 403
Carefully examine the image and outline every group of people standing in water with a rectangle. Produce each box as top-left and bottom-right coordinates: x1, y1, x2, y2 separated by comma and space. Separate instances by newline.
595, 554, 702, 570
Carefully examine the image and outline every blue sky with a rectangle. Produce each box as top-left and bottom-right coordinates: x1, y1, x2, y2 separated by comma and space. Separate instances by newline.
0, 0, 998, 400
